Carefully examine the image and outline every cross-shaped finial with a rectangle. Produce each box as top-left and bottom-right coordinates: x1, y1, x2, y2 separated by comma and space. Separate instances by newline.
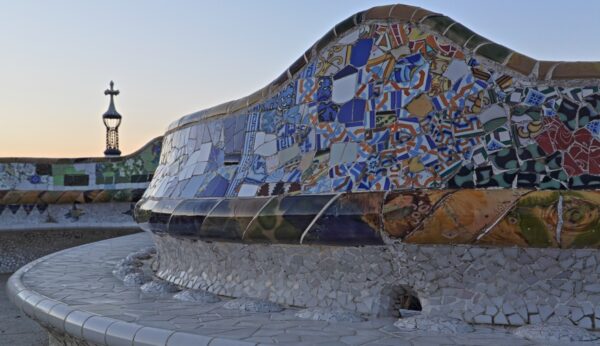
104, 80, 120, 97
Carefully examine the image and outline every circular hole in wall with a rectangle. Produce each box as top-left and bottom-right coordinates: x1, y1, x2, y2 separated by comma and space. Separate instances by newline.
378, 285, 423, 317
397, 292, 422, 311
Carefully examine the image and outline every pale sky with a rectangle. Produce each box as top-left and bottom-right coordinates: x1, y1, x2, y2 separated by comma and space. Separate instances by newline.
0, 0, 599, 158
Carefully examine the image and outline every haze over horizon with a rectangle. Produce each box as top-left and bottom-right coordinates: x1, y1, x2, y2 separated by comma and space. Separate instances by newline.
1, 0, 599, 158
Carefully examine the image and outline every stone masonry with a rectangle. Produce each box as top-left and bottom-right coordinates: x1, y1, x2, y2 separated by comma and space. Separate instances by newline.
154, 234, 600, 330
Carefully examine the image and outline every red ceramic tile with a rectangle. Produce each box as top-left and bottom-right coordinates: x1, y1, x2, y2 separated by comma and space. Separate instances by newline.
589, 148, 600, 175
563, 152, 584, 176
574, 128, 593, 151
552, 121, 574, 151
568, 144, 589, 174
534, 131, 555, 154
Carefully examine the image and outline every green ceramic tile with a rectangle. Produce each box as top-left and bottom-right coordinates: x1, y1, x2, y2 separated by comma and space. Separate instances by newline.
444, 22, 475, 46
476, 43, 512, 64
422, 16, 455, 34
244, 195, 334, 244
200, 197, 269, 241
465, 34, 488, 50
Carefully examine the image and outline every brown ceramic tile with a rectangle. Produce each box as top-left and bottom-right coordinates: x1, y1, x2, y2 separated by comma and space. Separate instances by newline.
551, 62, 600, 80
383, 190, 451, 239
19, 191, 40, 204
506, 52, 536, 76
56, 191, 84, 204
39, 191, 64, 204
404, 189, 525, 245
538, 61, 559, 80
388, 4, 420, 22
405, 94, 433, 117
1, 191, 27, 204
82, 190, 102, 202
364, 5, 393, 20
2, 191, 21, 204
411, 8, 439, 23
91, 190, 114, 203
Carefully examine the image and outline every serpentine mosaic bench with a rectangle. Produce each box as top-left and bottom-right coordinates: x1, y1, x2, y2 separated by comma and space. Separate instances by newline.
131, 3, 600, 329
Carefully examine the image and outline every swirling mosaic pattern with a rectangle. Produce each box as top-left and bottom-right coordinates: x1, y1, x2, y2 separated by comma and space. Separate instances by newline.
138, 7, 600, 248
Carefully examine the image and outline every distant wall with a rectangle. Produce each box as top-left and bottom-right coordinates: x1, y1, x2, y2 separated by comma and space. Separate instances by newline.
0, 137, 162, 231
0, 137, 162, 272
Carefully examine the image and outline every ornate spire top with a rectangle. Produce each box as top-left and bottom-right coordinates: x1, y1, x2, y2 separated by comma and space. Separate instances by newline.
102, 81, 122, 156
103, 80, 121, 119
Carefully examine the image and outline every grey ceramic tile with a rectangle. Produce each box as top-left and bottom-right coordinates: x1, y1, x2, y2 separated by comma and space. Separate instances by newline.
64, 310, 96, 339
82, 316, 116, 345
47, 303, 76, 331
133, 327, 175, 346
166, 332, 213, 346
106, 321, 144, 346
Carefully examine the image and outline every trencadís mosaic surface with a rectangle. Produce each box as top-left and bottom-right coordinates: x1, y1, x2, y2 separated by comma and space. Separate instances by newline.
137, 4, 600, 248
0, 137, 162, 211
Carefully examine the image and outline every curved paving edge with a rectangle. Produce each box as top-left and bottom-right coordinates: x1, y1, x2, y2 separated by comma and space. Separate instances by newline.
7, 234, 596, 345
168, 3, 600, 132
6, 241, 256, 346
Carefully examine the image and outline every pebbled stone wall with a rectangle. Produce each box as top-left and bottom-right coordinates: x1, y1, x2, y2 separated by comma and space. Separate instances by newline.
154, 234, 600, 329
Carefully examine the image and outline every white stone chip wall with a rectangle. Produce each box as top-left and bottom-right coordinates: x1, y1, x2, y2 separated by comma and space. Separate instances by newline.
153, 234, 600, 330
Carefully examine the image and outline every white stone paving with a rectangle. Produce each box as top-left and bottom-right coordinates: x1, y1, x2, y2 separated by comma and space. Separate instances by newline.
9, 233, 597, 345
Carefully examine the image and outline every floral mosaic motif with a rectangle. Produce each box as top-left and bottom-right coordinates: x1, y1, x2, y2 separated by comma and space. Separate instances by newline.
138, 17, 600, 248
